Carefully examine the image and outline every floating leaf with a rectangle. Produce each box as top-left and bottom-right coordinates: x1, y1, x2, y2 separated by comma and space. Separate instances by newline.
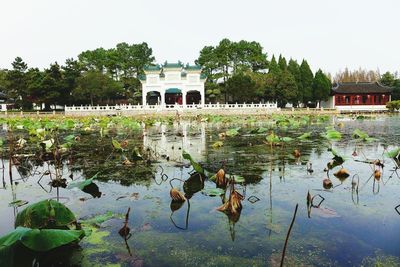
212, 141, 224, 149
298, 132, 311, 140
80, 211, 122, 226
201, 187, 225, 196
67, 173, 99, 190
225, 127, 240, 137
112, 139, 122, 150
324, 129, 342, 140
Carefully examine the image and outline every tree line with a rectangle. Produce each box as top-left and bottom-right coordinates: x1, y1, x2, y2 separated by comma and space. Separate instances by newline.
0, 42, 154, 109
0, 39, 398, 110
197, 39, 331, 107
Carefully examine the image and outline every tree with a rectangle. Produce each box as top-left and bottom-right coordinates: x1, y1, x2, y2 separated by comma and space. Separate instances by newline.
226, 73, 258, 103
312, 69, 331, 106
380, 71, 395, 86
275, 71, 298, 107
278, 55, 287, 71
0, 69, 8, 93
73, 70, 123, 105
268, 55, 280, 74
287, 59, 302, 106
5, 57, 31, 109
62, 58, 82, 105
300, 59, 314, 105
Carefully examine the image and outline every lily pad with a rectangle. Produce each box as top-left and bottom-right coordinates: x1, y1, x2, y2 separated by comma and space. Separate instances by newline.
15, 200, 76, 229
201, 188, 225, 196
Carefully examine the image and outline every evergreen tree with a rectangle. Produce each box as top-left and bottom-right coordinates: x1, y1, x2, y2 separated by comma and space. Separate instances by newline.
300, 59, 314, 105
287, 59, 302, 105
276, 70, 298, 108
278, 54, 287, 71
312, 69, 331, 106
268, 55, 280, 74
5, 57, 31, 109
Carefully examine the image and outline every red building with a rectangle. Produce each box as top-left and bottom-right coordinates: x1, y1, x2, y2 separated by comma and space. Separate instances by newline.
323, 82, 393, 111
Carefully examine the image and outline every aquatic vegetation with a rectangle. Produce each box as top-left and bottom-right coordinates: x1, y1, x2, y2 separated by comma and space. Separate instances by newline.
182, 150, 205, 175
170, 188, 186, 202
324, 128, 342, 140
0, 200, 87, 265
352, 128, 377, 142
225, 127, 241, 137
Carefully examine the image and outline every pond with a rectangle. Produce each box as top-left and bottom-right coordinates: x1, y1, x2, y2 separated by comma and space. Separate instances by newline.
0, 114, 399, 266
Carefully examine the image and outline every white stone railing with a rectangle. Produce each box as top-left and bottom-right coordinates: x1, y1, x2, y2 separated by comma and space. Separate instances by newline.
65, 102, 278, 112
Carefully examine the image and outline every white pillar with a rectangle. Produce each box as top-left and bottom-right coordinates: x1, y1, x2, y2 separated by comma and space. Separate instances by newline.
142, 90, 147, 106
182, 90, 187, 107
160, 90, 165, 107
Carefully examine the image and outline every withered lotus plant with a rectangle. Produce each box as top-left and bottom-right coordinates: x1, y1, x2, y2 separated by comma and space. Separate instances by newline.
217, 183, 244, 215
334, 168, 350, 181
216, 169, 227, 188
170, 188, 186, 202
374, 169, 382, 180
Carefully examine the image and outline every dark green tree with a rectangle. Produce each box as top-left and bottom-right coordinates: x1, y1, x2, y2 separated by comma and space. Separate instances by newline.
278, 55, 287, 71
73, 70, 124, 105
5, 57, 31, 109
300, 59, 314, 105
312, 69, 331, 106
287, 59, 302, 106
380, 71, 395, 86
226, 73, 259, 103
268, 55, 280, 74
275, 70, 298, 108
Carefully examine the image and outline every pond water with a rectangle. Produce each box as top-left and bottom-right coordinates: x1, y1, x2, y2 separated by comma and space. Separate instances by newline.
0, 114, 400, 266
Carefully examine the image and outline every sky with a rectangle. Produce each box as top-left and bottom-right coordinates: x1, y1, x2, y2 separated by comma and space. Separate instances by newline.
1, 0, 400, 74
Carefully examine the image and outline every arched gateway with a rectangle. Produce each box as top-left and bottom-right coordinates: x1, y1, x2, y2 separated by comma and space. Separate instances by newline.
140, 62, 206, 106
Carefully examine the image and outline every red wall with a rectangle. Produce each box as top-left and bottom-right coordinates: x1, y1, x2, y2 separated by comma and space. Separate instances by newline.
335, 93, 389, 105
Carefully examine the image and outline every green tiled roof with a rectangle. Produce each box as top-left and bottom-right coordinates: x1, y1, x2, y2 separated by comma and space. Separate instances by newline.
144, 65, 161, 71
138, 74, 146, 81
185, 64, 201, 70
163, 61, 183, 68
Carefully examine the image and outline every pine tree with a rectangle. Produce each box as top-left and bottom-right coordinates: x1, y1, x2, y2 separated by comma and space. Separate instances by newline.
268, 55, 280, 74
278, 54, 287, 71
287, 59, 302, 106
300, 59, 314, 105
312, 69, 331, 106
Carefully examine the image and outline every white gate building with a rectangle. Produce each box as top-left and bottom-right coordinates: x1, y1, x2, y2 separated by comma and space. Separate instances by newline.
140, 62, 206, 107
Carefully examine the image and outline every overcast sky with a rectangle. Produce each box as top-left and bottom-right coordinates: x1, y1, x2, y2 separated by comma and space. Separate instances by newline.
1, 0, 399, 74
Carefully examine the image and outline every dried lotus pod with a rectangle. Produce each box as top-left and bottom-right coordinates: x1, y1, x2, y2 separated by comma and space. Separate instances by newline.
216, 169, 227, 188
170, 188, 186, 202
323, 178, 333, 189
293, 149, 301, 158
374, 169, 381, 180
334, 168, 350, 181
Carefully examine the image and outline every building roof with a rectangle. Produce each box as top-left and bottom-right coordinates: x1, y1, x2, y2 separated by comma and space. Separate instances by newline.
332, 82, 393, 94
163, 61, 183, 69
144, 65, 162, 72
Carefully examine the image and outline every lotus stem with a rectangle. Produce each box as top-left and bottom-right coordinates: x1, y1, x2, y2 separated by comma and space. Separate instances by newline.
280, 203, 299, 267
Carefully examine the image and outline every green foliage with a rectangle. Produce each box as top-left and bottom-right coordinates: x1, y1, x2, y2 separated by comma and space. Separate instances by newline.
384, 147, 400, 159
324, 129, 342, 140
182, 151, 205, 175
0, 227, 85, 252
201, 187, 225, 196
312, 69, 331, 104
386, 100, 400, 111
225, 127, 240, 137
298, 132, 312, 140
300, 59, 314, 105
15, 199, 76, 229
